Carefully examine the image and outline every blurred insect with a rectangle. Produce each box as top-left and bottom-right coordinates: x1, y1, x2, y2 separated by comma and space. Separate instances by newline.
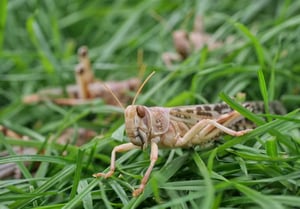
162, 16, 222, 67
23, 46, 140, 106
93, 72, 286, 197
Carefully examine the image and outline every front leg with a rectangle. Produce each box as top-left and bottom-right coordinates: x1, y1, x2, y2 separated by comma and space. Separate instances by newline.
93, 143, 139, 178
133, 141, 158, 197
175, 110, 252, 147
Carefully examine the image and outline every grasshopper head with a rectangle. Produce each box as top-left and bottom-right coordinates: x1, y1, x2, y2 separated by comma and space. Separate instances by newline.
125, 105, 170, 149
125, 105, 151, 149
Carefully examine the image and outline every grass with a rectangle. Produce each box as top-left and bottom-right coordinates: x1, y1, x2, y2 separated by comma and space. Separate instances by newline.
1, 0, 300, 208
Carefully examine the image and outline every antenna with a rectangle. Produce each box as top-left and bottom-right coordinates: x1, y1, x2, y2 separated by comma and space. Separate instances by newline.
101, 71, 155, 109
101, 82, 125, 110
132, 71, 155, 105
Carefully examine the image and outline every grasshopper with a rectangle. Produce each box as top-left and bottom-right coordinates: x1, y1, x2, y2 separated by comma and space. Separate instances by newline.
23, 46, 140, 106
93, 72, 285, 197
162, 16, 222, 67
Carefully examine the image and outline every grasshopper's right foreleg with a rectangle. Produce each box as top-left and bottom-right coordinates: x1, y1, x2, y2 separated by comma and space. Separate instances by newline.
93, 143, 139, 178
133, 141, 158, 197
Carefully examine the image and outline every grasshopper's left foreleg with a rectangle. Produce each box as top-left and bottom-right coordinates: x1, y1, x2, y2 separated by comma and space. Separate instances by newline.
133, 141, 158, 197
93, 143, 139, 178
175, 110, 252, 146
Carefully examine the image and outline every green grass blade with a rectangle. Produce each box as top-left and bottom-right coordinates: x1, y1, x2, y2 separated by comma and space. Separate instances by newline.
62, 179, 99, 209
271, 195, 300, 208
193, 152, 215, 209
234, 22, 265, 68
265, 137, 278, 158
0, 154, 74, 165
261, 14, 300, 43
0, 133, 33, 180
9, 165, 75, 208
26, 16, 58, 74
69, 149, 85, 199
30, 204, 66, 209
257, 68, 270, 117
96, 1, 158, 62
0, 0, 7, 50
78, 180, 94, 209
233, 183, 284, 209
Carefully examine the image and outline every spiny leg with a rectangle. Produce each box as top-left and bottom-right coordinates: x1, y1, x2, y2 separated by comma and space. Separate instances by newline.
175, 110, 252, 146
199, 111, 251, 140
133, 142, 158, 197
198, 118, 251, 140
93, 143, 139, 178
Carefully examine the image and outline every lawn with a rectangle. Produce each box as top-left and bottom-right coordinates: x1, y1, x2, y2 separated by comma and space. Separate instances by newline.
1, 0, 300, 208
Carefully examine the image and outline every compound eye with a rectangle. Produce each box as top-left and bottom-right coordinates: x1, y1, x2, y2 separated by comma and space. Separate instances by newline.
136, 106, 145, 118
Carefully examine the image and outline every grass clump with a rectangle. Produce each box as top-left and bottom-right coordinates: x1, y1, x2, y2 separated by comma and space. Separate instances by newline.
1, 1, 300, 208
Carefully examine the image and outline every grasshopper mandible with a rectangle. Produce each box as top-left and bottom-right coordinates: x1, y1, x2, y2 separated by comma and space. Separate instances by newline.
93, 72, 285, 197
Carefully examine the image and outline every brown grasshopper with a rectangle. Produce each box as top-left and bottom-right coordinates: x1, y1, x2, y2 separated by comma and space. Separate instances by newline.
162, 16, 223, 67
23, 46, 140, 106
93, 72, 286, 197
